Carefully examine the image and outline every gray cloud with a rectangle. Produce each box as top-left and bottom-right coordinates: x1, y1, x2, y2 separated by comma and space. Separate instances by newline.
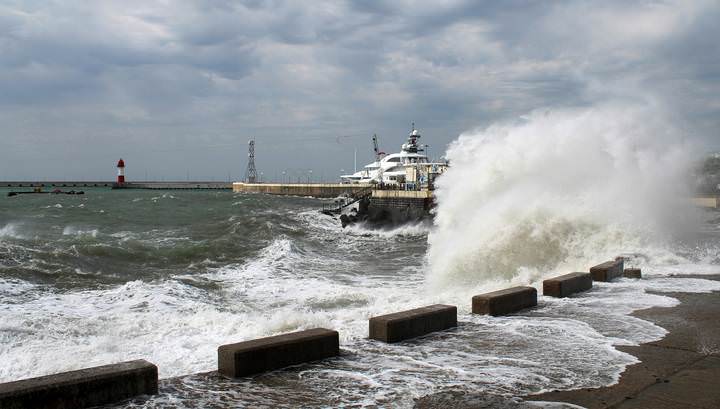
0, 0, 718, 181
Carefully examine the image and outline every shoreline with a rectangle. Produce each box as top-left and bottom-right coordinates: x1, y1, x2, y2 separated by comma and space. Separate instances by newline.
5, 272, 718, 407
525, 274, 720, 409
415, 274, 720, 409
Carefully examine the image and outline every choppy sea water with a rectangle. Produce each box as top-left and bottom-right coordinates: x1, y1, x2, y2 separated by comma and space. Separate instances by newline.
1, 188, 719, 408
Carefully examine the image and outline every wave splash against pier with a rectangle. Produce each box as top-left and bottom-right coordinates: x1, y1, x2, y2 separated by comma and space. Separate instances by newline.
428, 104, 703, 293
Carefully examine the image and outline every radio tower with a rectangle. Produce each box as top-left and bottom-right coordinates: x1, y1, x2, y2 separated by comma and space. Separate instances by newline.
245, 139, 258, 183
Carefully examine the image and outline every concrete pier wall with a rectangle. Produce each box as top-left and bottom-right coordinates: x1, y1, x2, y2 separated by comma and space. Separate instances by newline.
370, 190, 433, 199
233, 182, 371, 198
0, 360, 158, 409
355, 189, 435, 227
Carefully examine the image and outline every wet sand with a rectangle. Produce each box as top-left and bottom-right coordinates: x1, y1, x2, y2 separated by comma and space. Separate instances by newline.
527, 274, 720, 409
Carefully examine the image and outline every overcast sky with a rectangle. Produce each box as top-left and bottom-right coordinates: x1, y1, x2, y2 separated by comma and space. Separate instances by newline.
1, 0, 718, 181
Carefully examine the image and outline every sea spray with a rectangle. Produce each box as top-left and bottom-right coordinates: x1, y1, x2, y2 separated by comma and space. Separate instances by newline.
427, 105, 700, 291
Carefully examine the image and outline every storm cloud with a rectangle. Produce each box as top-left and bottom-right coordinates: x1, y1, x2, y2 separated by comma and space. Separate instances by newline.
1, 0, 718, 180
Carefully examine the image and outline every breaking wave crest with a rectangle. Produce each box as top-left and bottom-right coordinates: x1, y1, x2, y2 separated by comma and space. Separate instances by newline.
428, 105, 702, 290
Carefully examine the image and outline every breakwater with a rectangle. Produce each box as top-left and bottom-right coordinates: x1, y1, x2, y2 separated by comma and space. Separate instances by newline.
232, 182, 371, 198
2, 181, 113, 188
113, 182, 231, 190
367, 189, 434, 224
1, 181, 231, 190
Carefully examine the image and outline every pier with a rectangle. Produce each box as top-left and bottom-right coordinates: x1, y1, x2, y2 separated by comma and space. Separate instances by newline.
113, 182, 231, 190
2, 181, 113, 188
232, 182, 371, 198
0, 181, 231, 190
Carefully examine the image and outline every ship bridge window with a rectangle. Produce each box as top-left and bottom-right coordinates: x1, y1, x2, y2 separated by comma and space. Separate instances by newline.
387, 157, 401, 162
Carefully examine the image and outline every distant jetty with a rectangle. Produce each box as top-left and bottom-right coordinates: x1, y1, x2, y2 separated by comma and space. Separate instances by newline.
0, 181, 231, 190
2, 181, 113, 188
112, 182, 231, 190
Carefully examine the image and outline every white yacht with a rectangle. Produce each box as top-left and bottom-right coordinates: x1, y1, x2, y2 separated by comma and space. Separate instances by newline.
340, 126, 446, 186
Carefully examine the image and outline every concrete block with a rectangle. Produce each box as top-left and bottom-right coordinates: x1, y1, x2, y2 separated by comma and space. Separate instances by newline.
0, 360, 158, 409
624, 268, 642, 279
218, 328, 339, 378
543, 272, 593, 298
369, 304, 457, 343
590, 258, 624, 282
472, 286, 537, 316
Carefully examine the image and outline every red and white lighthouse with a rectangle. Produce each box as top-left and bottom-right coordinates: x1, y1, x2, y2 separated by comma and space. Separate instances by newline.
116, 159, 126, 184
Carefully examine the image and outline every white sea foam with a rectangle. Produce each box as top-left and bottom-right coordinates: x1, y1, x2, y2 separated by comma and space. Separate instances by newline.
1, 233, 713, 398
109, 231, 139, 241
0, 223, 22, 239
150, 193, 177, 202
62, 226, 99, 238
346, 221, 431, 238
0, 277, 38, 298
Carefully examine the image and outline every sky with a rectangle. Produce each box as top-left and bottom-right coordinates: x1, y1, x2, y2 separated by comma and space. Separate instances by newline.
1, 0, 719, 181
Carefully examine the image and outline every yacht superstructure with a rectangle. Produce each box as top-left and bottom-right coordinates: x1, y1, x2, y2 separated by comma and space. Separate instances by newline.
340, 125, 446, 186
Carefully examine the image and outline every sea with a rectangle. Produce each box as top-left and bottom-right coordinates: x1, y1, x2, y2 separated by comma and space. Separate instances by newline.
1, 107, 720, 408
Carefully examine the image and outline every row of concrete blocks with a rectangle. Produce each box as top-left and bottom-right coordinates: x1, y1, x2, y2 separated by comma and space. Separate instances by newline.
0, 259, 640, 408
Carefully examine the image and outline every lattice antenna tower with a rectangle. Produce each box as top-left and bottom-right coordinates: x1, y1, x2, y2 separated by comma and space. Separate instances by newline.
245, 139, 258, 183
